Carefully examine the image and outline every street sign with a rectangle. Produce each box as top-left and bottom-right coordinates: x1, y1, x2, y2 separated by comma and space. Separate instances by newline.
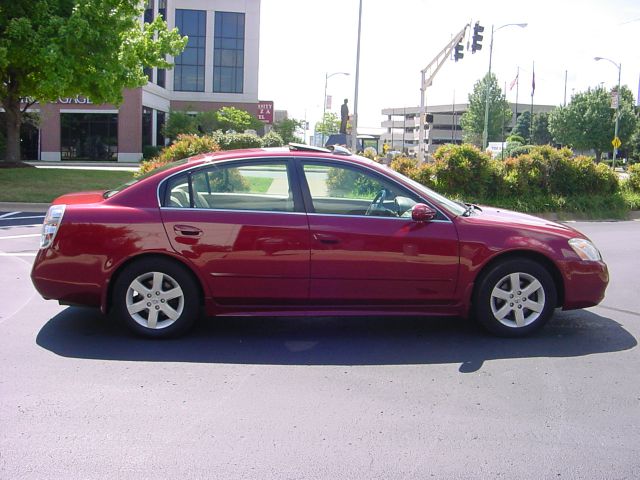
612, 136, 621, 149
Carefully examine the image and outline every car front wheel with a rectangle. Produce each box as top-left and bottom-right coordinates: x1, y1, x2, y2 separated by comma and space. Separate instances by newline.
112, 258, 200, 338
474, 259, 557, 337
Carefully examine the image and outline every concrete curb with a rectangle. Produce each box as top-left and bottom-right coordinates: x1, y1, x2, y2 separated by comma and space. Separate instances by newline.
0, 202, 51, 213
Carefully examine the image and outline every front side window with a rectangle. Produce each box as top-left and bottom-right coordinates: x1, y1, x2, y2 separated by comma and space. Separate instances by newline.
213, 12, 244, 93
164, 162, 294, 212
174, 9, 206, 92
302, 162, 421, 218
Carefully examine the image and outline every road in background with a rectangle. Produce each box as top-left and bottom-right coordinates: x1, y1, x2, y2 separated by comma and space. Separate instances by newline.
0, 219, 638, 479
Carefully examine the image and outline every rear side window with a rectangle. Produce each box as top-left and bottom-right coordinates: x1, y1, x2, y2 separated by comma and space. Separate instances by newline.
163, 161, 296, 212
165, 173, 191, 208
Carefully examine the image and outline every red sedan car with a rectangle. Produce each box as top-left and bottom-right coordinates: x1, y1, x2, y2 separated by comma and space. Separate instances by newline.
31, 144, 608, 338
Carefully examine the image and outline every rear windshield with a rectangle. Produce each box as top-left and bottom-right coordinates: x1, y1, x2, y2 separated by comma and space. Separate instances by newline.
103, 160, 188, 198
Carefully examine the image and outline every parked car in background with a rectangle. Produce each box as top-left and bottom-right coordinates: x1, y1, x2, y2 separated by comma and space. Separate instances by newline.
31, 144, 608, 338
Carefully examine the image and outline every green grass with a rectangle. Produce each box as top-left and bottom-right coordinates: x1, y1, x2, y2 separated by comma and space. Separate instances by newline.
0, 168, 135, 203
473, 193, 635, 220
244, 176, 273, 193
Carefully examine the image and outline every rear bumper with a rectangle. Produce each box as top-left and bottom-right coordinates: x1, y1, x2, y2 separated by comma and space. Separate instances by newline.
30, 250, 102, 308
560, 260, 609, 310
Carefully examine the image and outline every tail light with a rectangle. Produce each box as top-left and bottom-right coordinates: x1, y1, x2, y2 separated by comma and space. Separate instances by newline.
40, 205, 66, 249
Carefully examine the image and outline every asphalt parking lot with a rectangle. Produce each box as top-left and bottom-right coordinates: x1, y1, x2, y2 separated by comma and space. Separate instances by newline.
1, 213, 639, 479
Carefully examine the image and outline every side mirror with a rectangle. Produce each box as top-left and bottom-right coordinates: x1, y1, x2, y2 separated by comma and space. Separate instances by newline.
411, 203, 437, 222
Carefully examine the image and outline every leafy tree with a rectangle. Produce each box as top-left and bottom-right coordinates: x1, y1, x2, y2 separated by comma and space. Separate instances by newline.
549, 86, 638, 162
215, 106, 262, 132
512, 111, 531, 140
531, 112, 553, 145
460, 73, 512, 146
0, 0, 187, 162
314, 112, 340, 137
273, 118, 303, 144
162, 111, 198, 141
627, 127, 640, 163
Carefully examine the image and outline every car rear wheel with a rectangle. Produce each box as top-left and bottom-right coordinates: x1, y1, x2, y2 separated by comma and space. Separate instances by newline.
474, 258, 557, 337
112, 258, 200, 338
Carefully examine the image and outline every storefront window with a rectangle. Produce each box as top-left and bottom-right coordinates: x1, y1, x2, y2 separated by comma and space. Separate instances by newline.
213, 12, 245, 94
61, 113, 118, 161
174, 9, 206, 92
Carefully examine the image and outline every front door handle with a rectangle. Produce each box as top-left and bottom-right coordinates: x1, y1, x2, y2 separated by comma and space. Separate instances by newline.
174, 224, 203, 237
313, 233, 340, 245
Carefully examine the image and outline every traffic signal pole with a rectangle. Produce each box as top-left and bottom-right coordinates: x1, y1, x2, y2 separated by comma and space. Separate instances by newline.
418, 23, 470, 163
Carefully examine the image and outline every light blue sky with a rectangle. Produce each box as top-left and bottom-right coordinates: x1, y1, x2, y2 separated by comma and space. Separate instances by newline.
259, 0, 639, 133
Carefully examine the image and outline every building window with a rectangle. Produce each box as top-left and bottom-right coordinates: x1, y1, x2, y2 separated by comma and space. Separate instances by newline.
156, 111, 166, 146
156, 0, 167, 88
142, 107, 153, 149
143, 0, 155, 81
174, 9, 206, 92
61, 113, 118, 161
213, 12, 244, 94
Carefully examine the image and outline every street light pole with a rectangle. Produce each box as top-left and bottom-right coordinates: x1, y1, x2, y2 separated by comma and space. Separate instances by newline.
594, 57, 622, 169
482, 23, 527, 151
351, 0, 363, 152
322, 71, 349, 147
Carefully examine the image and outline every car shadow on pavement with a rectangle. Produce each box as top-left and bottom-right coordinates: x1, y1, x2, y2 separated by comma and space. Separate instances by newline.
35, 307, 637, 372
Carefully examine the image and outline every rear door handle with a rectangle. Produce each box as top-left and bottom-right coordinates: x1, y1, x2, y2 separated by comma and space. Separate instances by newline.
313, 233, 340, 245
174, 224, 203, 237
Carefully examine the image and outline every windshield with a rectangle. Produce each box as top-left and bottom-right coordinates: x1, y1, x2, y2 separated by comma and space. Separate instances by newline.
390, 169, 467, 216
103, 160, 188, 198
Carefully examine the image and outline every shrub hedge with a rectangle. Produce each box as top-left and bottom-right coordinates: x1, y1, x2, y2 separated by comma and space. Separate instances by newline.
389, 144, 621, 203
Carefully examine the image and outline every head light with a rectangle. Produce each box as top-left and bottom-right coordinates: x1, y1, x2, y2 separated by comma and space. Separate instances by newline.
568, 238, 601, 261
40, 205, 66, 249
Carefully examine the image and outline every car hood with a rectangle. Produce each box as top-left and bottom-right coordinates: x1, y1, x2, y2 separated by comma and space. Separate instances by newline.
52, 190, 107, 206
467, 206, 584, 238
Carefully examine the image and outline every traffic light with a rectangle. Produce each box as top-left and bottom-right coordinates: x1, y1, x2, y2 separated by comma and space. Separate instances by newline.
472, 22, 484, 53
454, 42, 464, 62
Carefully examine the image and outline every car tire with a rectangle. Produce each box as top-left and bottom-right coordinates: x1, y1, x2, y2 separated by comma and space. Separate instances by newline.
111, 257, 200, 338
474, 258, 557, 337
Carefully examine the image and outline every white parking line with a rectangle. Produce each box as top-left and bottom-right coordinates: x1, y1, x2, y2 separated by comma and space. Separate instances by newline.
0, 211, 21, 219
0, 224, 43, 228
0, 252, 37, 256
0, 234, 41, 240
0, 215, 45, 221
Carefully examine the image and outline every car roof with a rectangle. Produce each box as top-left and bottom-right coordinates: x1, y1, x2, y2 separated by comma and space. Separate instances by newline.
181, 144, 376, 169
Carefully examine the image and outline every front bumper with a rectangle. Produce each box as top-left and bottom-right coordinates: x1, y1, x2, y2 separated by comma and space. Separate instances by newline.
559, 259, 609, 310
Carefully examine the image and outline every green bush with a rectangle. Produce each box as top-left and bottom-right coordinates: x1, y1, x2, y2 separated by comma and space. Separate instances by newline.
142, 145, 163, 159
262, 130, 284, 147
138, 134, 219, 175
389, 156, 418, 177
362, 147, 378, 161
211, 131, 263, 150
432, 144, 493, 198
627, 163, 640, 192
326, 167, 381, 199
409, 163, 436, 190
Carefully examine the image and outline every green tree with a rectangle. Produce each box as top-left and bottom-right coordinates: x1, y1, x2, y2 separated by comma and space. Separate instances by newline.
162, 111, 198, 141
0, 0, 187, 162
531, 112, 553, 145
314, 112, 340, 138
273, 118, 303, 144
512, 111, 531, 140
460, 73, 512, 146
215, 106, 262, 132
548, 86, 638, 162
